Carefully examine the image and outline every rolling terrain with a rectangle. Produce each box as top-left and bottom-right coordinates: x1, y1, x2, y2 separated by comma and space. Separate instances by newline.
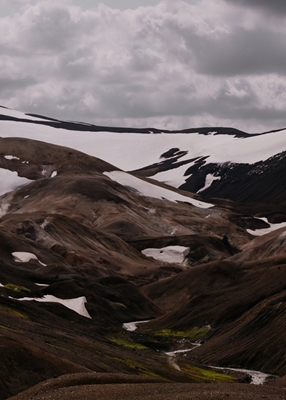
1, 107, 286, 399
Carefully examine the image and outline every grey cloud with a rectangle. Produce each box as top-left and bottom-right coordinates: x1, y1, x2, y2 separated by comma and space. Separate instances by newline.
225, 0, 286, 16
190, 27, 286, 76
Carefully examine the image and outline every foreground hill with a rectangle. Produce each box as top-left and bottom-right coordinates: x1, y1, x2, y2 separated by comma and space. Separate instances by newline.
1, 108, 286, 399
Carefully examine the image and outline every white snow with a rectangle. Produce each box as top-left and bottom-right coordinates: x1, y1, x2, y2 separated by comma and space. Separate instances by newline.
0, 283, 4, 287
2, 109, 286, 200
0, 200, 10, 218
4, 155, 20, 160
247, 220, 286, 236
51, 171, 57, 178
12, 252, 47, 266
0, 168, 33, 196
11, 294, 91, 319
142, 245, 190, 264
35, 283, 49, 287
197, 173, 221, 194
103, 171, 213, 209
1, 116, 286, 174
123, 320, 150, 332
150, 163, 194, 188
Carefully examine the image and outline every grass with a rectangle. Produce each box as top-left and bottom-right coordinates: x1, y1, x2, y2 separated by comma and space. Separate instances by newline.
109, 338, 148, 350
154, 327, 209, 340
4, 283, 31, 294
180, 363, 235, 382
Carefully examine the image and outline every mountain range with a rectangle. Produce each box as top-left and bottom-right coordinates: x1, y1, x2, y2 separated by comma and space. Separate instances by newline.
1, 106, 286, 399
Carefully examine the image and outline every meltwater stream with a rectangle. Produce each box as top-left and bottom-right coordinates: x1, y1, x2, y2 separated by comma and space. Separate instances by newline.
122, 321, 274, 385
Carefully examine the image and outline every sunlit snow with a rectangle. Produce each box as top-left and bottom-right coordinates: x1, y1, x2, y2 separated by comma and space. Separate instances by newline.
11, 294, 91, 319
142, 245, 190, 263
103, 171, 213, 209
12, 252, 47, 266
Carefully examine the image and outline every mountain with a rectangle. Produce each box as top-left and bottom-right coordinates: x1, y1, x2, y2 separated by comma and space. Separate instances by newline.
1, 107, 286, 399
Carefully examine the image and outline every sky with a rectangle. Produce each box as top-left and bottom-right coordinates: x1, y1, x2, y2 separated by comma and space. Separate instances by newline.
1, 0, 286, 132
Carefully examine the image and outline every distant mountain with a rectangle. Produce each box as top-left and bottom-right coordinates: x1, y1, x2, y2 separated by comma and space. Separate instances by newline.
1, 107, 286, 399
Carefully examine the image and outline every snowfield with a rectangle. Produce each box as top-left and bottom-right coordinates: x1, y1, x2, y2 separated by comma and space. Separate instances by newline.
103, 171, 213, 209
1, 108, 286, 175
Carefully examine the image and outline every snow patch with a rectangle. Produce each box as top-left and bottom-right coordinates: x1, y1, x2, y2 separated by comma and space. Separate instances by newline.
197, 174, 221, 194
247, 221, 286, 236
0, 200, 10, 217
0, 168, 33, 196
142, 245, 190, 264
103, 171, 213, 209
123, 320, 150, 332
4, 155, 20, 160
51, 171, 57, 178
12, 252, 47, 266
150, 163, 193, 188
11, 295, 91, 319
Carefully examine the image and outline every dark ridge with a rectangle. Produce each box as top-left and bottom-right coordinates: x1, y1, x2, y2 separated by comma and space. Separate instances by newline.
0, 112, 252, 136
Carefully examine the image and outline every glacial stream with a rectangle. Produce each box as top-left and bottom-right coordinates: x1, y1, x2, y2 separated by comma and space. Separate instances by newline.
122, 321, 274, 385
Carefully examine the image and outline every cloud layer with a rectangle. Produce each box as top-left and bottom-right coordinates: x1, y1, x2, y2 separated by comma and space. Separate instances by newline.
1, 0, 286, 132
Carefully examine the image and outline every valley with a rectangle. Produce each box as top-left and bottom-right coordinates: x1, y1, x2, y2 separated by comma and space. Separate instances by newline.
1, 107, 286, 399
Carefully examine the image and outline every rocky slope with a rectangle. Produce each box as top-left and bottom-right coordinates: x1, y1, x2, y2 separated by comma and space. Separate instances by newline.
1, 107, 286, 399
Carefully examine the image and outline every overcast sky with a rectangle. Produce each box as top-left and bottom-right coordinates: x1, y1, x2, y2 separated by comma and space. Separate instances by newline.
1, 0, 286, 132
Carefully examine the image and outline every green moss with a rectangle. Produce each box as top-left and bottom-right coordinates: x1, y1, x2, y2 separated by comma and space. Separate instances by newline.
180, 364, 235, 382
109, 338, 147, 350
112, 302, 127, 308
154, 327, 209, 340
4, 283, 31, 293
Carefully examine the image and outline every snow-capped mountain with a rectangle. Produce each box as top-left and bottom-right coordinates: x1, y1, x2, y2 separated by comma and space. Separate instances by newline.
2, 106, 286, 399
1, 105, 286, 205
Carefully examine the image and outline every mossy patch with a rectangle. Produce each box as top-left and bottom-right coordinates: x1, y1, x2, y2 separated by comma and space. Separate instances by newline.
154, 327, 209, 340
109, 338, 147, 350
4, 283, 31, 294
180, 363, 235, 383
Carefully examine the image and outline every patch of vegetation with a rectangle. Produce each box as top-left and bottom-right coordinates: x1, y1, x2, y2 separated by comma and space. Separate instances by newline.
106, 356, 162, 378
154, 327, 209, 340
180, 363, 235, 383
109, 338, 147, 350
112, 302, 127, 308
0, 305, 29, 319
4, 283, 31, 294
